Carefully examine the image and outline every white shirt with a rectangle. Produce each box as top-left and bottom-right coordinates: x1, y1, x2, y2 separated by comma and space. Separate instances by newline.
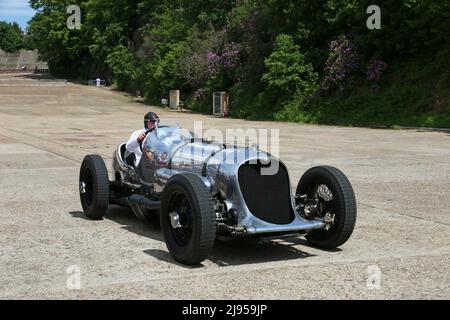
126, 129, 146, 165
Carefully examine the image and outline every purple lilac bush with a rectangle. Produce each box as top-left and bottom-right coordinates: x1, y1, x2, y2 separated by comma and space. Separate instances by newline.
206, 51, 221, 76
206, 42, 240, 77
367, 59, 388, 82
193, 88, 207, 100
322, 35, 359, 91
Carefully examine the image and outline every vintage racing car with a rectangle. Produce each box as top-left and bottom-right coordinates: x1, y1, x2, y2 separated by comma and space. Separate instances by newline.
79, 125, 357, 265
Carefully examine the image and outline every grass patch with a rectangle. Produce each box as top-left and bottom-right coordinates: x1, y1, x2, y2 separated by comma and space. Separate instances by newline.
301, 47, 450, 128
183, 47, 450, 128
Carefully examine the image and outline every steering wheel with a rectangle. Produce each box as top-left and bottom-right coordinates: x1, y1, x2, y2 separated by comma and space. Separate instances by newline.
139, 128, 153, 151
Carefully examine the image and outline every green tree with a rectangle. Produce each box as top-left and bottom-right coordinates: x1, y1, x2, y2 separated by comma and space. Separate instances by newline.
23, 0, 450, 126
262, 34, 318, 96
0, 21, 24, 52
105, 45, 135, 90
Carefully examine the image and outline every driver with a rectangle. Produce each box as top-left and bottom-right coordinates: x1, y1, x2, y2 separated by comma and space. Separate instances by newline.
126, 112, 160, 165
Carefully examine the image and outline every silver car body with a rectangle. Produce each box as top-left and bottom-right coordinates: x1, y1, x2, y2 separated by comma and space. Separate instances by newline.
112, 125, 325, 236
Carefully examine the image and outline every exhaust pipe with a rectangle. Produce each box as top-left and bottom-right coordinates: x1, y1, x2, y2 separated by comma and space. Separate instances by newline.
127, 194, 161, 221
127, 194, 161, 210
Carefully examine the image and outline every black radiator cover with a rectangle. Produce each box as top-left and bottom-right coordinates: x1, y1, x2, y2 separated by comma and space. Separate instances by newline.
238, 160, 295, 225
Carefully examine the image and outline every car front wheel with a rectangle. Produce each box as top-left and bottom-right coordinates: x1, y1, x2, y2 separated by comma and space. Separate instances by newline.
296, 166, 357, 249
161, 173, 215, 265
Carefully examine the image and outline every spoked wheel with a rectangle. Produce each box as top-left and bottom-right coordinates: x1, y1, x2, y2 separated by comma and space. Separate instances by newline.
79, 155, 110, 220
167, 191, 194, 246
161, 173, 215, 265
310, 184, 336, 231
296, 166, 356, 249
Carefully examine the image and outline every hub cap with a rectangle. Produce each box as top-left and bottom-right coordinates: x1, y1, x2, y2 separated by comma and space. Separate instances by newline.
167, 191, 193, 247
169, 211, 182, 229
79, 181, 86, 194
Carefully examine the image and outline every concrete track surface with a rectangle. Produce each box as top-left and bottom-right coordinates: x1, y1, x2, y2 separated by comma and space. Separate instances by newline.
0, 75, 449, 299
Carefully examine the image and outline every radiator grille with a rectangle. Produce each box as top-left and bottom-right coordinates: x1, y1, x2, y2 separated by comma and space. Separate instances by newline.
238, 160, 294, 225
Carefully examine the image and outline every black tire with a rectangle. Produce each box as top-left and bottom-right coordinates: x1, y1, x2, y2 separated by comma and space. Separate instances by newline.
296, 166, 356, 249
161, 173, 215, 265
79, 155, 110, 220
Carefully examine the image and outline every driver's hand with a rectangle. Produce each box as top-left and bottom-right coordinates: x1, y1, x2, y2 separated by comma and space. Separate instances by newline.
137, 132, 146, 142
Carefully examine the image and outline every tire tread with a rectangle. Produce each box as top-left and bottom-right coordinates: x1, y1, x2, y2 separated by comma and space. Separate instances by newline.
79, 154, 109, 219
298, 166, 357, 249
161, 173, 215, 265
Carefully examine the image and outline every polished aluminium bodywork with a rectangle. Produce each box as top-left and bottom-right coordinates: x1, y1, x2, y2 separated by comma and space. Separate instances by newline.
112, 126, 325, 237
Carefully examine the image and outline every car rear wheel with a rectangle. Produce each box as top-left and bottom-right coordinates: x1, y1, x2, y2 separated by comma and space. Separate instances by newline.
161, 173, 215, 265
79, 155, 110, 219
296, 166, 357, 249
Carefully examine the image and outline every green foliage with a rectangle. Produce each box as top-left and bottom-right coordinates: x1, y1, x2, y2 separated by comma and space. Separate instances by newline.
150, 42, 186, 95
262, 34, 318, 95
23, 0, 450, 127
0, 21, 24, 52
27, 0, 138, 78
105, 45, 135, 90
261, 34, 318, 119
27, 1, 90, 76
321, 34, 359, 91
304, 47, 450, 128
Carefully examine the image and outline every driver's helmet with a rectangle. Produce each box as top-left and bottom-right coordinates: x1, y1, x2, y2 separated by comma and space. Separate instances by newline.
144, 112, 160, 129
